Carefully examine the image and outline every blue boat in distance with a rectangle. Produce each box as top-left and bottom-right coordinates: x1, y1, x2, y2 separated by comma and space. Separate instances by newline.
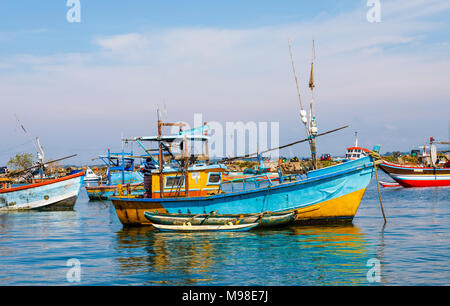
111, 155, 377, 226
85, 149, 146, 200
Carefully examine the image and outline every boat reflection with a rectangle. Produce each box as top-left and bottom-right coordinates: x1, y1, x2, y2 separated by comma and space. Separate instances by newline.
113, 224, 373, 285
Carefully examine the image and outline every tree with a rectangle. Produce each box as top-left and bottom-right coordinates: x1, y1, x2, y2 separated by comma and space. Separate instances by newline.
7, 153, 34, 172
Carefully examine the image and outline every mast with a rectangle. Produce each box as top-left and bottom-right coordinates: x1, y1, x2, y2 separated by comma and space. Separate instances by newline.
204, 122, 210, 162
157, 108, 164, 198
35, 137, 45, 179
183, 134, 189, 197
308, 39, 318, 169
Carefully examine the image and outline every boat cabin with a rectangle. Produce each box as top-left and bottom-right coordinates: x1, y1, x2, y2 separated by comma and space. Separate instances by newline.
345, 147, 371, 160
0, 177, 12, 190
344, 132, 370, 161
128, 121, 227, 198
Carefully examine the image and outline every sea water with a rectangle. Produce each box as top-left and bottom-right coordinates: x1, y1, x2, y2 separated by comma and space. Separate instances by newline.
0, 172, 448, 285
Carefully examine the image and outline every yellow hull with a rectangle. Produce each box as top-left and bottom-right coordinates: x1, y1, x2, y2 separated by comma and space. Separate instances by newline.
293, 188, 367, 222
112, 188, 367, 227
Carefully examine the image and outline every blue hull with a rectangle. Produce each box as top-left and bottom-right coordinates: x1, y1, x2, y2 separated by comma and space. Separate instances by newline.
112, 157, 376, 225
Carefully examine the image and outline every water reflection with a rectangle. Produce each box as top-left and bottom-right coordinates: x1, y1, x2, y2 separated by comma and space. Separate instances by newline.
113, 223, 372, 285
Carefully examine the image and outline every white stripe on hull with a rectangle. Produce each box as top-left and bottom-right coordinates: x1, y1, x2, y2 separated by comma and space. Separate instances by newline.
391, 174, 450, 181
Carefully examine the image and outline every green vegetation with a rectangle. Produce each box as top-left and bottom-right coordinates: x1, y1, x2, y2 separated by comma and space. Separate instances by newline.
7, 153, 34, 172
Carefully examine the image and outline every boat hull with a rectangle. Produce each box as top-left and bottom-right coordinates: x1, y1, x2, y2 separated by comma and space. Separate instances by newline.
152, 222, 259, 232
379, 161, 450, 188
379, 181, 401, 188
0, 172, 84, 211
85, 183, 145, 200
143, 211, 295, 227
112, 157, 375, 226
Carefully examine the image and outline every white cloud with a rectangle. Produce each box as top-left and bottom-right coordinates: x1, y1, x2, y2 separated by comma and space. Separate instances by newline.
1, 0, 450, 163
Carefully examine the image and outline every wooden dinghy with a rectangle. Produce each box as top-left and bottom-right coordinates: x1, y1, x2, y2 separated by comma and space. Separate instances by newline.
143, 211, 296, 228
152, 222, 259, 232
379, 181, 401, 188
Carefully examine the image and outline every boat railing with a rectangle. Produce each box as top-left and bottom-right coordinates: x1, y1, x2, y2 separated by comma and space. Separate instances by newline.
279, 174, 302, 183
219, 174, 274, 193
117, 183, 143, 198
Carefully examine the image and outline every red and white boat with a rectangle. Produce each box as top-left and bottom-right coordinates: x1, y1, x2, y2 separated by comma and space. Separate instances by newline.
379, 161, 450, 187
379, 181, 401, 188
379, 137, 450, 188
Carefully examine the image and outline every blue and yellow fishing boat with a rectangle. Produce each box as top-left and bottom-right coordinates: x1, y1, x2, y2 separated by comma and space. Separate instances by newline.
111, 155, 377, 226
112, 41, 379, 226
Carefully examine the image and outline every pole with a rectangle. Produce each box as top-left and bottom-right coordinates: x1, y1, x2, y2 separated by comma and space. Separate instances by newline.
373, 162, 387, 224
308, 39, 318, 170
158, 119, 164, 198
204, 122, 209, 162
184, 134, 189, 197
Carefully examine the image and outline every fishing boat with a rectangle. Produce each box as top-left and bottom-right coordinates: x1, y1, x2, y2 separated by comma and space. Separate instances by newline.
83, 167, 102, 186
343, 132, 371, 161
111, 40, 379, 226
152, 222, 259, 232
0, 171, 85, 211
112, 155, 377, 226
121, 121, 227, 199
85, 149, 146, 200
379, 181, 401, 188
143, 210, 296, 227
379, 137, 450, 188
379, 161, 450, 187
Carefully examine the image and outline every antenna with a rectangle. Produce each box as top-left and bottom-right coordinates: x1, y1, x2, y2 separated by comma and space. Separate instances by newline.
163, 101, 168, 121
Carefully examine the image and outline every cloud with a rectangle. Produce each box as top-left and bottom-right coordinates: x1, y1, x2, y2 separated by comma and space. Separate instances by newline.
0, 0, 449, 163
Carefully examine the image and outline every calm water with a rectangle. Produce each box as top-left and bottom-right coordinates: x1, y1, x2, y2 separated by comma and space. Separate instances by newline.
0, 172, 449, 286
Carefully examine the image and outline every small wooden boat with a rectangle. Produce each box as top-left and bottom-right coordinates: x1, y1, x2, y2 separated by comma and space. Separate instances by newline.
144, 211, 296, 228
379, 181, 401, 188
152, 222, 259, 232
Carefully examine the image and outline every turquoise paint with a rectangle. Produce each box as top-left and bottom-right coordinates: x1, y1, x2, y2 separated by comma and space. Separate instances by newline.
113, 156, 375, 215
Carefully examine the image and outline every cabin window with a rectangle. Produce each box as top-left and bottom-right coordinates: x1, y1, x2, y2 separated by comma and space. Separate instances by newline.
164, 176, 185, 189
207, 172, 222, 185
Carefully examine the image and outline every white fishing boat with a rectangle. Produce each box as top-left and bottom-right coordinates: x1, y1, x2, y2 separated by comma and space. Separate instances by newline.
84, 167, 102, 186
344, 132, 370, 161
0, 172, 85, 211
152, 222, 259, 232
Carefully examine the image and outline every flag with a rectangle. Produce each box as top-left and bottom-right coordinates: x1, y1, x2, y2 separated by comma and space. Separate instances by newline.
309, 62, 315, 90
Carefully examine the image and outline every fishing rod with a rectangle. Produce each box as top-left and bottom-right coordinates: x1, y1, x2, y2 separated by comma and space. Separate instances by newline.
288, 38, 309, 137
8, 154, 78, 177
222, 125, 349, 162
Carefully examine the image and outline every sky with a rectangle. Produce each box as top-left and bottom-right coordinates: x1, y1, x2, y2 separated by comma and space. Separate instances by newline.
0, 0, 449, 165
